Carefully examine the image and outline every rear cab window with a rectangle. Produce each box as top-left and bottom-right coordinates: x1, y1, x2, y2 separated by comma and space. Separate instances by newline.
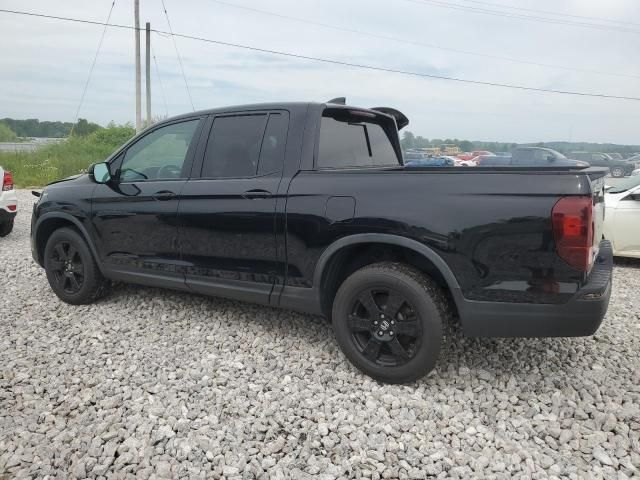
316, 108, 401, 169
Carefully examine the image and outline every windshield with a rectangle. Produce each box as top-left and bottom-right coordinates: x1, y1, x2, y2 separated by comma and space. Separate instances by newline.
608, 176, 640, 193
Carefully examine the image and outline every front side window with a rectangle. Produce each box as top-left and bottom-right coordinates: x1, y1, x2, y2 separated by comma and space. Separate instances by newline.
317, 111, 399, 169
119, 119, 200, 182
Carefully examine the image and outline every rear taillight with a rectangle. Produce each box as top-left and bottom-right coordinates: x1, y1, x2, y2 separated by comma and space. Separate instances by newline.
2, 171, 13, 191
552, 196, 594, 272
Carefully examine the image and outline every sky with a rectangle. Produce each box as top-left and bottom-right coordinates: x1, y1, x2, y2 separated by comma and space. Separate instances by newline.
1, 0, 639, 144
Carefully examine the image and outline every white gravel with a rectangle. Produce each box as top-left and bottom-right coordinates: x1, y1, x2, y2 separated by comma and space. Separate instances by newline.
1, 189, 639, 479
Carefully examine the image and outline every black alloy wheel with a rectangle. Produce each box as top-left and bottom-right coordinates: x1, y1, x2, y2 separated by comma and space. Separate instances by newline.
48, 240, 85, 294
347, 287, 422, 367
332, 262, 447, 384
44, 227, 108, 304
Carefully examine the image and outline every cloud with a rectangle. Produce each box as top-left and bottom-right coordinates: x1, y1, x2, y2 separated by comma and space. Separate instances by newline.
1, 0, 639, 143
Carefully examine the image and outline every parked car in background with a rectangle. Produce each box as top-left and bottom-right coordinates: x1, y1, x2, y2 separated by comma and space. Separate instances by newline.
568, 152, 634, 177
449, 156, 477, 167
603, 176, 640, 258
477, 154, 511, 166
471, 150, 493, 158
404, 151, 428, 161
622, 153, 640, 165
632, 168, 640, 177
0, 165, 17, 237
456, 152, 474, 161
608, 153, 623, 160
510, 147, 588, 167
29, 100, 613, 383
405, 156, 455, 167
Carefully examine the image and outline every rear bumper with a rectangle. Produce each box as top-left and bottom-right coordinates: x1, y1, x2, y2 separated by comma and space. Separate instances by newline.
458, 241, 613, 337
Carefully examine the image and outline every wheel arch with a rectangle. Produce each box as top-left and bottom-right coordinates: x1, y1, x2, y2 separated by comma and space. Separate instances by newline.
313, 234, 462, 318
34, 213, 101, 271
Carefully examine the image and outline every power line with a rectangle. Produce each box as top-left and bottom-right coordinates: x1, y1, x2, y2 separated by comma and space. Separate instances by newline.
69, 0, 116, 137
210, 0, 640, 80
456, 0, 640, 27
401, 0, 640, 34
151, 42, 169, 117
1, 8, 640, 102
159, 0, 195, 111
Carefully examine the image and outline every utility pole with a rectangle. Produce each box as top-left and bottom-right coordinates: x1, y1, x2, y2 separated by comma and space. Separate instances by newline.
145, 22, 151, 126
134, 0, 142, 132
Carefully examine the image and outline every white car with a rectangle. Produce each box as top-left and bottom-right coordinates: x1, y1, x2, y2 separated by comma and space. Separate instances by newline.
632, 168, 639, 176
451, 156, 477, 167
603, 176, 640, 258
0, 165, 17, 237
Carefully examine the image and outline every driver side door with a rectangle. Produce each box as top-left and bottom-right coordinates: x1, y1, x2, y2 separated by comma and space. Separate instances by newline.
91, 117, 203, 288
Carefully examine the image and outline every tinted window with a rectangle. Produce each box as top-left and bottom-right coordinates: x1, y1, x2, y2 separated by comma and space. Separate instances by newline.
202, 114, 267, 178
512, 149, 533, 164
318, 114, 399, 168
533, 150, 553, 163
257, 113, 289, 175
119, 119, 199, 182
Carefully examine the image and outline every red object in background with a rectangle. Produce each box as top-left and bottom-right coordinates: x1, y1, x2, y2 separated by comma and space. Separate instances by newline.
7, 205, 16, 212
457, 153, 474, 161
2, 170, 14, 191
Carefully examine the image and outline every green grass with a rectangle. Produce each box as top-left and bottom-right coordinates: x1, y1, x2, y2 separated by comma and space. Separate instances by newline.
0, 126, 134, 187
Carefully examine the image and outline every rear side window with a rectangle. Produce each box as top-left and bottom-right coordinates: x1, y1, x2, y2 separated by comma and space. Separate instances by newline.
258, 113, 289, 175
201, 113, 289, 178
202, 114, 267, 178
317, 112, 399, 169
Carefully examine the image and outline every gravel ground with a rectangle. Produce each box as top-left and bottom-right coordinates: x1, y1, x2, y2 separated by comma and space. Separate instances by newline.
1, 189, 639, 479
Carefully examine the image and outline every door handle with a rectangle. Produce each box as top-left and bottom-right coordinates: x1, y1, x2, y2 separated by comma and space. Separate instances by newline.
241, 189, 272, 199
152, 190, 177, 201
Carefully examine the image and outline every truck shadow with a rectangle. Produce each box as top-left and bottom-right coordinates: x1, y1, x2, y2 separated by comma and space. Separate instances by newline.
614, 256, 640, 268
107, 282, 606, 384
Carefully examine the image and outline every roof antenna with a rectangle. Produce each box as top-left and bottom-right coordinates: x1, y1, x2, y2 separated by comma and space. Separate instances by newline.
327, 97, 346, 105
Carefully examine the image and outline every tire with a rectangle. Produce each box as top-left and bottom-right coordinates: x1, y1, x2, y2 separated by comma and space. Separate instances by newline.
332, 262, 448, 384
44, 227, 108, 304
0, 219, 14, 237
611, 167, 624, 178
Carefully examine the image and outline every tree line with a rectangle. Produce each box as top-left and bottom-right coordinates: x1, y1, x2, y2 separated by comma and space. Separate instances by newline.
400, 131, 640, 156
0, 118, 102, 139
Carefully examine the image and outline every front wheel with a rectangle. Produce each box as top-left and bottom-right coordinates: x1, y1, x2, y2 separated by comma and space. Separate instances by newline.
0, 219, 14, 237
611, 167, 625, 178
44, 227, 108, 304
332, 262, 448, 384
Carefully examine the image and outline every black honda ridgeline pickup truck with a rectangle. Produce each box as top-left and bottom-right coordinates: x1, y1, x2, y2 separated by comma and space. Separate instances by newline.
31, 100, 613, 383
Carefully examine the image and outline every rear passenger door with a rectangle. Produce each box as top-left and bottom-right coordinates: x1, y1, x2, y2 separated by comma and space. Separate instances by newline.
178, 111, 289, 304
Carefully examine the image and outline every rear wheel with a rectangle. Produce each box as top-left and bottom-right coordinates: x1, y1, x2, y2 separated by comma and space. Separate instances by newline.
0, 219, 14, 237
332, 262, 448, 383
44, 227, 108, 304
611, 167, 624, 178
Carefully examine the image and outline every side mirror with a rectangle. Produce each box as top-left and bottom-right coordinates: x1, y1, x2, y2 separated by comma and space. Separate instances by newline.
91, 162, 112, 184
